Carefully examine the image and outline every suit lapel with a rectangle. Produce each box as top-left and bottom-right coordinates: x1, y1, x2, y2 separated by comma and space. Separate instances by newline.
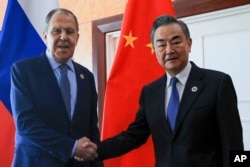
149, 75, 174, 135
173, 63, 205, 137
36, 54, 62, 99
157, 76, 172, 132
35, 54, 70, 120
71, 63, 88, 120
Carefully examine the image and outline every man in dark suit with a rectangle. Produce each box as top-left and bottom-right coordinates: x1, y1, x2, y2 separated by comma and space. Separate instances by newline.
78, 15, 244, 167
10, 8, 102, 167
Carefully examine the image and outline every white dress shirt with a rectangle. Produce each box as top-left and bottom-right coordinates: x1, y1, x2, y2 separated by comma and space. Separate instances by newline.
46, 50, 77, 119
165, 62, 192, 118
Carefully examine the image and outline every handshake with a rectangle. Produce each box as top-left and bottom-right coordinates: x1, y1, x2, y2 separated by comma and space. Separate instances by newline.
73, 137, 98, 162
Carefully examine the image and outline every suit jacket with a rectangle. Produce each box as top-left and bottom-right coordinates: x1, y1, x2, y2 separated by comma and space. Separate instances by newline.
97, 62, 243, 167
11, 53, 103, 167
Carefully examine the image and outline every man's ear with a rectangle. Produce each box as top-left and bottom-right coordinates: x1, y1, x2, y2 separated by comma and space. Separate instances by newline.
43, 31, 47, 40
188, 38, 192, 53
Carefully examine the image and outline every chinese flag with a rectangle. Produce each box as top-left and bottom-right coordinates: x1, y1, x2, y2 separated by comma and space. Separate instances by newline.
101, 0, 175, 167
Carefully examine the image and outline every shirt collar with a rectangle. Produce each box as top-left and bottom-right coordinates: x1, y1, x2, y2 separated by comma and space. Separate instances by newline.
166, 61, 192, 87
46, 49, 75, 72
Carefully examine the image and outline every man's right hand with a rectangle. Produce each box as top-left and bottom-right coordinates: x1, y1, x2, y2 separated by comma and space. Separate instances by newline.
74, 137, 98, 161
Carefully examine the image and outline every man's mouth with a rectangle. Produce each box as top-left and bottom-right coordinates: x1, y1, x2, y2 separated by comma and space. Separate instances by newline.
58, 45, 69, 49
166, 57, 177, 61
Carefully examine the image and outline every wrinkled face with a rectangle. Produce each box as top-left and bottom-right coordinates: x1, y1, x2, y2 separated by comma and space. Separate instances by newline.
43, 12, 79, 63
153, 23, 192, 76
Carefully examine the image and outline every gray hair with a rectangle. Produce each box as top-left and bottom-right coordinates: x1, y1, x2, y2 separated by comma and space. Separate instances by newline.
44, 8, 79, 32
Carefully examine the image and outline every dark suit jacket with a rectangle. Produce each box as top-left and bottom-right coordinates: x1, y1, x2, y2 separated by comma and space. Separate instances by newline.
10, 53, 103, 167
97, 62, 243, 167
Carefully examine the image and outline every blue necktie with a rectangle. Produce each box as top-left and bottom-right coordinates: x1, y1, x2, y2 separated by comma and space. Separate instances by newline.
167, 77, 179, 131
59, 64, 71, 119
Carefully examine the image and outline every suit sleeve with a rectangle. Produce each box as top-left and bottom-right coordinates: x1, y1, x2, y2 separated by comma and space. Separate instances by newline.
216, 74, 244, 167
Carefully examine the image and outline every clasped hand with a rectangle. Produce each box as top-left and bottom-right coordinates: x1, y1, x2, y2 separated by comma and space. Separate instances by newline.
74, 137, 98, 161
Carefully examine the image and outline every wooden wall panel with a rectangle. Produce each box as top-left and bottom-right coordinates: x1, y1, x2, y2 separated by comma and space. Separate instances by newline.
173, 0, 250, 17
92, 15, 123, 128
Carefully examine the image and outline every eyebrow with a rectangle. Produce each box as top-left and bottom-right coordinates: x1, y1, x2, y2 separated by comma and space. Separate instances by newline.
155, 35, 181, 43
155, 39, 165, 43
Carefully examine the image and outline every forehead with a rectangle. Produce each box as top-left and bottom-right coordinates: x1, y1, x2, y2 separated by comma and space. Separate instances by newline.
154, 23, 184, 41
49, 12, 76, 28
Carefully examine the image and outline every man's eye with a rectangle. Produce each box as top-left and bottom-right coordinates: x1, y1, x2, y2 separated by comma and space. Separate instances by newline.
66, 30, 75, 35
52, 29, 61, 34
172, 41, 181, 45
157, 43, 166, 48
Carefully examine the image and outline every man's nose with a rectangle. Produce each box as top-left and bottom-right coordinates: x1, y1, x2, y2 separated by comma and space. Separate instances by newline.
165, 44, 174, 54
60, 31, 68, 40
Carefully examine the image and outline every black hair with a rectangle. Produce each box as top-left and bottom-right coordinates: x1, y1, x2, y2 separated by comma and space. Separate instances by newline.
150, 14, 190, 44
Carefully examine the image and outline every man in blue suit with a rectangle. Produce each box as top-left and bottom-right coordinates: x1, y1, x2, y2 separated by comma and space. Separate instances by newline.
79, 15, 244, 167
10, 8, 103, 167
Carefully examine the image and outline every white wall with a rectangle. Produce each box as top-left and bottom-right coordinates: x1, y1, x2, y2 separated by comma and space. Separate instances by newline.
106, 4, 250, 150
182, 4, 250, 150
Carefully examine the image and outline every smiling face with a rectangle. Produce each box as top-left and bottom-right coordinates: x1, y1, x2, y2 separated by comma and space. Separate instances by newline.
43, 12, 79, 63
153, 23, 192, 76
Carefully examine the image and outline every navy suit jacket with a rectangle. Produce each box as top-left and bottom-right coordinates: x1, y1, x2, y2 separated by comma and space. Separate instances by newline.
11, 53, 103, 167
97, 62, 243, 167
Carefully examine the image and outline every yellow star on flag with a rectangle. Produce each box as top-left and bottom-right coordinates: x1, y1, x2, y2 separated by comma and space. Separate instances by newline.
146, 43, 155, 54
123, 30, 137, 48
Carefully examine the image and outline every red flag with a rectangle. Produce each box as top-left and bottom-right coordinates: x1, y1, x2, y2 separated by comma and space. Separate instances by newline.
0, 101, 15, 167
102, 0, 175, 167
